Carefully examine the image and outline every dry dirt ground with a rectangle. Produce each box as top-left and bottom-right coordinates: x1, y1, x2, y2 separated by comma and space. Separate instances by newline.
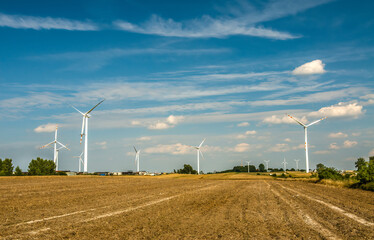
0, 175, 373, 239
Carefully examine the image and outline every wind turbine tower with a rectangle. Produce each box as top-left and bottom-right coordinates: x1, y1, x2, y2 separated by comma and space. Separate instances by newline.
294, 159, 300, 171
189, 139, 205, 175
264, 160, 270, 172
73, 152, 84, 172
246, 161, 251, 173
287, 114, 326, 173
134, 146, 140, 172
72, 99, 105, 173
40, 125, 69, 171
282, 157, 287, 172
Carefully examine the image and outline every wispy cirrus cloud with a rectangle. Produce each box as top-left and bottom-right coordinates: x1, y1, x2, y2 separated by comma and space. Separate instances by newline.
113, 0, 332, 39
0, 12, 98, 31
29, 47, 230, 71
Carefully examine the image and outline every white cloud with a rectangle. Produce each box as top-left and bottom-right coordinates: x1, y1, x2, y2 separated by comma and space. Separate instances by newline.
292, 59, 326, 75
236, 134, 247, 140
263, 115, 308, 124
131, 120, 141, 126
352, 132, 361, 137
166, 115, 184, 125
343, 140, 357, 148
233, 143, 251, 152
329, 143, 340, 150
95, 141, 107, 150
237, 122, 250, 127
34, 123, 57, 133
245, 130, 257, 135
314, 150, 331, 155
284, 138, 291, 142
0, 13, 97, 31
329, 140, 357, 150
328, 132, 348, 138
114, 15, 297, 40
268, 143, 290, 152
137, 136, 151, 141
148, 115, 184, 130
236, 130, 256, 139
113, 1, 331, 40
292, 144, 305, 150
309, 102, 364, 118
148, 122, 171, 130
144, 143, 192, 155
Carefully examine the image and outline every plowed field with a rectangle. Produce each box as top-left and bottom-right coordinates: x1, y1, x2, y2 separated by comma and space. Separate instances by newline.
1, 175, 373, 239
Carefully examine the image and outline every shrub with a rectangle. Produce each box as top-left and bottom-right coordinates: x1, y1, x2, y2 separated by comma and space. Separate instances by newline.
316, 163, 343, 181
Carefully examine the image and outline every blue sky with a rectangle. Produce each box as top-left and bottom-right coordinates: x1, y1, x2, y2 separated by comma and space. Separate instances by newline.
1, 0, 374, 172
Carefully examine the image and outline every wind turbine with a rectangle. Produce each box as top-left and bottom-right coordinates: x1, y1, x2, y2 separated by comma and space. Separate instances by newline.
287, 114, 326, 173
294, 159, 300, 171
246, 161, 251, 173
189, 139, 206, 175
73, 152, 84, 172
40, 125, 69, 171
264, 160, 270, 172
72, 99, 104, 173
282, 157, 287, 172
133, 146, 140, 173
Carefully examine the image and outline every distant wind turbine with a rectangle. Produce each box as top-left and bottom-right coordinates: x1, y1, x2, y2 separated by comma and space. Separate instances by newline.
282, 157, 287, 172
73, 152, 84, 172
40, 125, 69, 171
246, 161, 251, 173
134, 146, 140, 172
72, 99, 105, 173
189, 139, 206, 175
287, 114, 326, 173
294, 159, 300, 171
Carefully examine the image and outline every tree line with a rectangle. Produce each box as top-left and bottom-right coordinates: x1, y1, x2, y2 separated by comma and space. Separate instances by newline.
316, 156, 374, 191
0, 157, 63, 176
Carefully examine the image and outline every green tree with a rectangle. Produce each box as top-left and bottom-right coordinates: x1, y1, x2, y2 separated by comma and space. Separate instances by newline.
0, 158, 14, 176
15, 166, 23, 176
355, 158, 366, 171
259, 163, 265, 172
177, 164, 197, 174
28, 157, 56, 175
355, 157, 369, 184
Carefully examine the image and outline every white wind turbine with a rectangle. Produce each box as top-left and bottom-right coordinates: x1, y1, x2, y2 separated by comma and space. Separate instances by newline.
282, 157, 287, 172
264, 160, 270, 172
189, 139, 206, 175
294, 159, 300, 171
73, 152, 84, 172
40, 125, 69, 171
133, 146, 140, 173
72, 99, 105, 173
246, 161, 251, 173
287, 114, 326, 173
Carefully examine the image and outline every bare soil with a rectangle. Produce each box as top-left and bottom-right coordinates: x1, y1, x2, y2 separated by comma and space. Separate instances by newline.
0, 175, 373, 239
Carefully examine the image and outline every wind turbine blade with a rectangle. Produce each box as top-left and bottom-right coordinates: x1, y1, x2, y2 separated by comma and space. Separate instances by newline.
40, 141, 55, 149
86, 99, 105, 115
57, 141, 70, 150
306, 117, 327, 127
287, 114, 306, 127
133, 146, 137, 153
198, 138, 206, 148
199, 150, 205, 160
72, 106, 85, 115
